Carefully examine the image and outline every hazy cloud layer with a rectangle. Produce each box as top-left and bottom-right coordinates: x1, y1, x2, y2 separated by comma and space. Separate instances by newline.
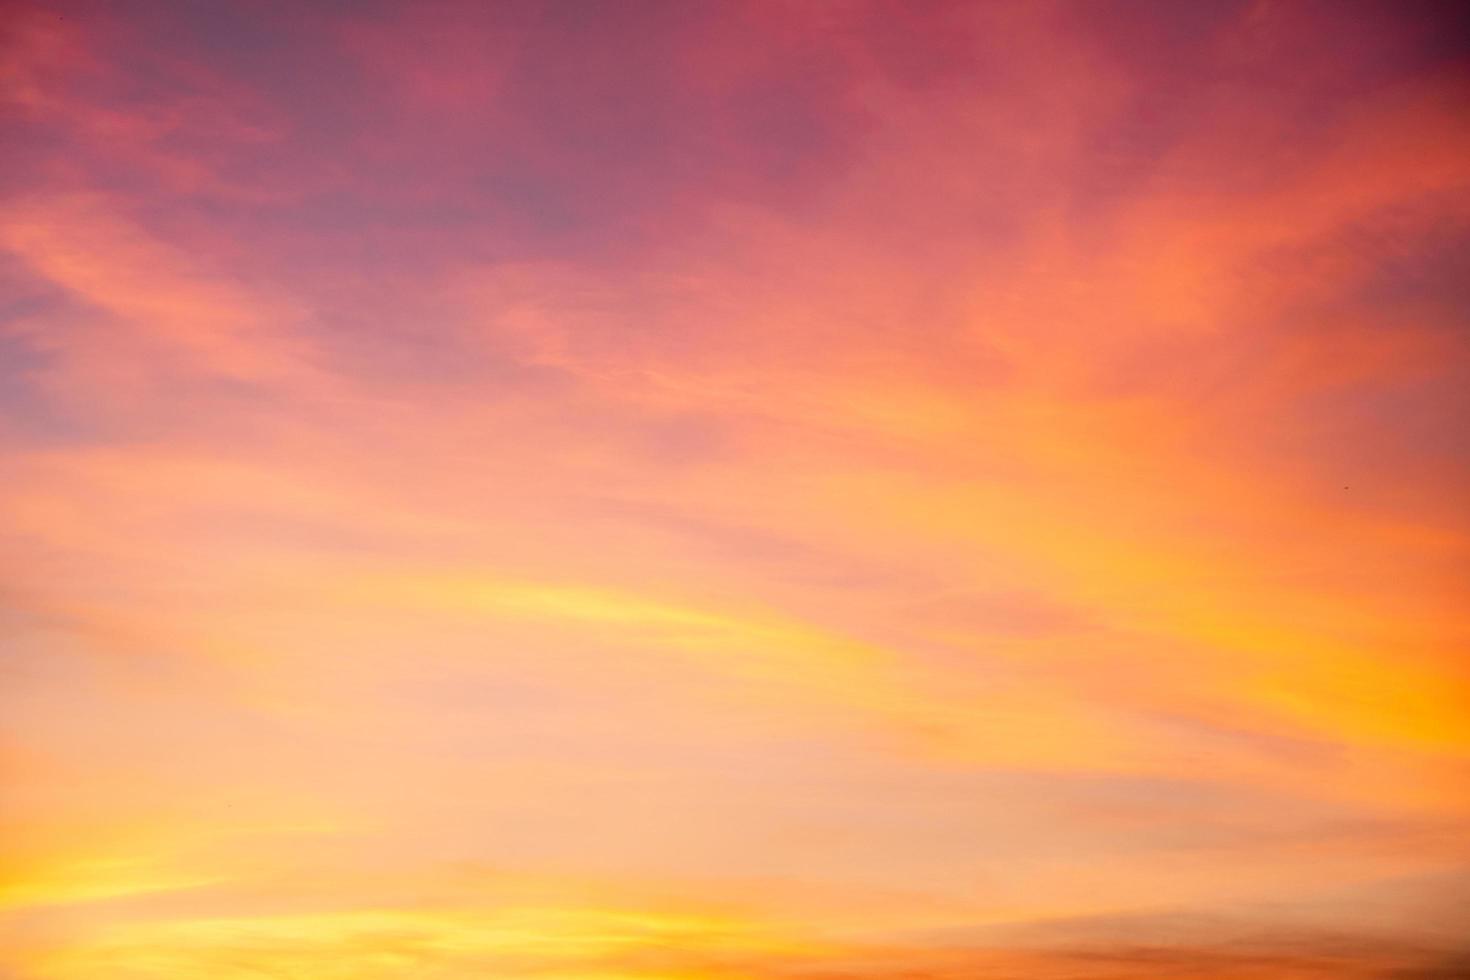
2, 1, 1468, 977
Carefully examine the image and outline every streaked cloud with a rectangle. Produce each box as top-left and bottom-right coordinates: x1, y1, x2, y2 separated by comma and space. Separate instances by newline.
2, 0, 1467, 976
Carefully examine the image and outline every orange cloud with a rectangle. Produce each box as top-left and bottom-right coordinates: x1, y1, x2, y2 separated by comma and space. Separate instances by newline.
2, 1, 1468, 977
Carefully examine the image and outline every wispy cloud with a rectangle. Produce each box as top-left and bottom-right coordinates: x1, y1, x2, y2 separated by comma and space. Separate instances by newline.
2, 0, 1467, 976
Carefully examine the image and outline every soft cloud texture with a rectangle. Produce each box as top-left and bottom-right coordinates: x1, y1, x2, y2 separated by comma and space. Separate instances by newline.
2, 1, 1468, 977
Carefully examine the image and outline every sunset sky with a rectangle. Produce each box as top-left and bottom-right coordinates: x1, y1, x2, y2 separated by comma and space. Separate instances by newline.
2, 1, 1469, 977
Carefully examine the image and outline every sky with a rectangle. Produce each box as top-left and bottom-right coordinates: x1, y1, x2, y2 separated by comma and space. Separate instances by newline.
1, 1, 1469, 977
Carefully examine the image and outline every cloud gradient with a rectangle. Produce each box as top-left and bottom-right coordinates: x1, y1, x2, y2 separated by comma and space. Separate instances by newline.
2, 1, 1469, 977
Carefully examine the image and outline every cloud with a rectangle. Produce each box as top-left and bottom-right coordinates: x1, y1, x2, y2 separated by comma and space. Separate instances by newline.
2, 1, 1468, 977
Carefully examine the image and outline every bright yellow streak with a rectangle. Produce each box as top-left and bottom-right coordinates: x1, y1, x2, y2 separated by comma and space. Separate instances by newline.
25, 905, 820, 980
0, 856, 222, 910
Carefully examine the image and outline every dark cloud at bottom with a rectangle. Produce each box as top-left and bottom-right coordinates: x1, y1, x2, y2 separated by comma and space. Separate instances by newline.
719, 940, 1470, 980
